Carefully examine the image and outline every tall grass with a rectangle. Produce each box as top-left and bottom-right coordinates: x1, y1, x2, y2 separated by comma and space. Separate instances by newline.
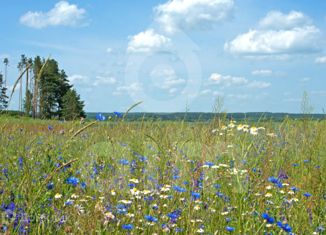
0, 116, 325, 234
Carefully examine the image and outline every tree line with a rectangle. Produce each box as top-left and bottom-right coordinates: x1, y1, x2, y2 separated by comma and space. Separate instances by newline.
0, 55, 85, 120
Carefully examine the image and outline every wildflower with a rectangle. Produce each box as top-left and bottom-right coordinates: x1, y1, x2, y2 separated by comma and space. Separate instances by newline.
66, 176, 79, 186
48, 125, 53, 131
64, 199, 74, 206
226, 226, 235, 232
145, 215, 158, 223
262, 213, 275, 224
303, 192, 312, 198
119, 159, 129, 165
96, 113, 106, 121
265, 193, 273, 198
191, 192, 201, 200
277, 221, 292, 233
173, 186, 186, 193
114, 111, 123, 118
46, 182, 54, 190
80, 182, 87, 189
197, 228, 204, 233
167, 209, 182, 220
250, 127, 258, 135
129, 178, 139, 184
122, 224, 134, 230
54, 193, 62, 199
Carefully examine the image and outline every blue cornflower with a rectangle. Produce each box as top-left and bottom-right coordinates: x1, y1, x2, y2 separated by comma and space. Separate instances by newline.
173, 186, 186, 193
191, 192, 201, 200
114, 111, 123, 118
122, 224, 134, 230
119, 159, 129, 165
167, 209, 182, 220
290, 186, 298, 192
66, 176, 79, 186
96, 113, 106, 121
48, 125, 53, 131
46, 182, 54, 190
303, 192, 312, 198
81, 182, 87, 189
277, 221, 292, 233
262, 213, 275, 224
226, 226, 235, 232
268, 176, 279, 184
18, 157, 23, 169
64, 200, 73, 206
145, 215, 158, 223
117, 204, 128, 215
204, 162, 214, 167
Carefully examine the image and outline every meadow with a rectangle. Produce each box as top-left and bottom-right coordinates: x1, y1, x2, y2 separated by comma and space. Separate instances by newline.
0, 115, 325, 234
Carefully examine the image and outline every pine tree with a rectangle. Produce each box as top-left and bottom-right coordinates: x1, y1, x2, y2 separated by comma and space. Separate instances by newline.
61, 89, 85, 120
0, 73, 8, 110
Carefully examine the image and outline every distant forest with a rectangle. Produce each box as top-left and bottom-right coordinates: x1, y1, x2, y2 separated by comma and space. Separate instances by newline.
87, 112, 326, 122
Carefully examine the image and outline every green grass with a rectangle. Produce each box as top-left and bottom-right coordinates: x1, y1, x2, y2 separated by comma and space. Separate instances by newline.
0, 116, 325, 234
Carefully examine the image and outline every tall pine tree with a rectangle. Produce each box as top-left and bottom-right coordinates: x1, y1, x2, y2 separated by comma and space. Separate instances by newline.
61, 89, 85, 120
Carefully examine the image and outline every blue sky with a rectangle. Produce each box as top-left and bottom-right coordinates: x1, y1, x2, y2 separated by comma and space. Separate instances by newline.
0, 0, 325, 113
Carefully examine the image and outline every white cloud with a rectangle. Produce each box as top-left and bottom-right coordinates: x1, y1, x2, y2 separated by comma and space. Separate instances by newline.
68, 74, 88, 84
20, 1, 86, 29
259, 11, 311, 30
93, 76, 116, 86
127, 29, 171, 53
315, 56, 326, 64
150, 67, 185, 89
155, 0, 234, 33
210, 73, 248, 86
209, 73, 271, 89
225, 11, 321, 56
252, 69, 273, 76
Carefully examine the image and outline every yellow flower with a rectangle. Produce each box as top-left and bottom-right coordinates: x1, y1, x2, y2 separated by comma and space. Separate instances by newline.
129, 178, 139, 184
54, 193, 62, 199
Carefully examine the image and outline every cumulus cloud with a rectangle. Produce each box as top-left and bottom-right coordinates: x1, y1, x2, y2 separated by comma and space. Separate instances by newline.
209, 73, 271, 89
315, 56, 326, 64
155, 0, 234, 33
20, 1, 86, 29
252, 69, 273, 76
225, 11, 321, 56
127, 29, 171, 53
210, 73, 248, 86
258, 11, 311, 30
68, 74, 87, 85
150, 67, 185, 90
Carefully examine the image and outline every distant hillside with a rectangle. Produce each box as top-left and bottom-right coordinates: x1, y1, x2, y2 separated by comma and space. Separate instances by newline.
86, 112, 326, 122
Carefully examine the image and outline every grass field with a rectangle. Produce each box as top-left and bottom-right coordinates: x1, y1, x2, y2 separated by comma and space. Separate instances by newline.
0, 115, 325, 234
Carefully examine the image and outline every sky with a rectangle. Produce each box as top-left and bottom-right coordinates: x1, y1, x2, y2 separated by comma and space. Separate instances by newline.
0, 0, 325, 113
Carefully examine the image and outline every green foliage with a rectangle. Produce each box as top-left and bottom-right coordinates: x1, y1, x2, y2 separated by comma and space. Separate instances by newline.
61, 89, 85, 120
0, 73, 8, 110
